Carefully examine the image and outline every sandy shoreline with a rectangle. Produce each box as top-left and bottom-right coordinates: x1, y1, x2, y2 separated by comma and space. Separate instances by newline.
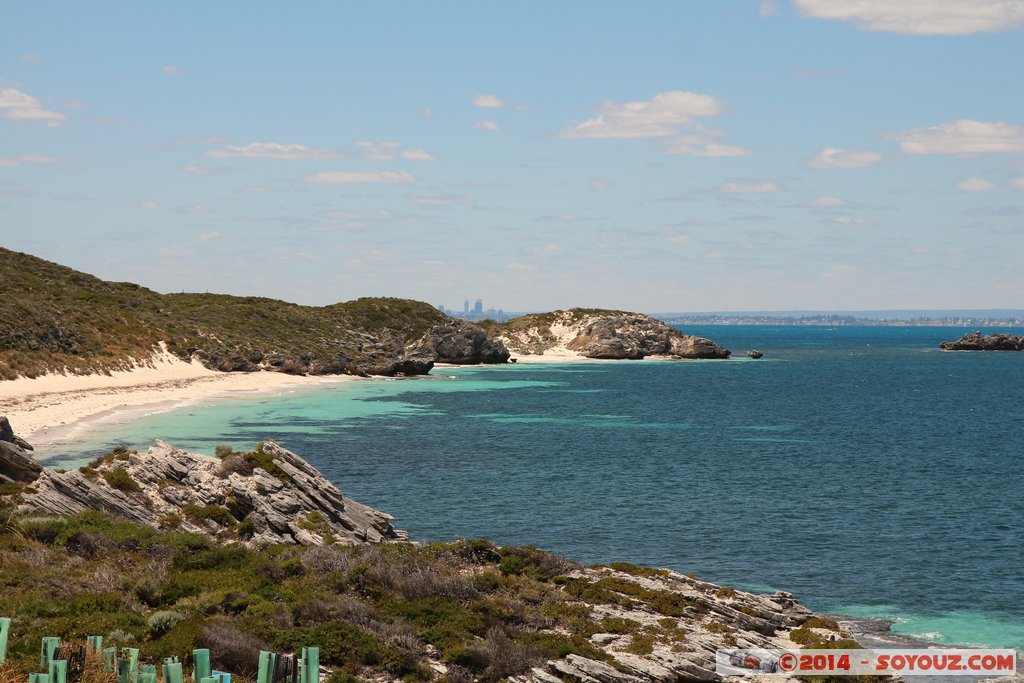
0, 346, 645, 458
0, 349, 354, 451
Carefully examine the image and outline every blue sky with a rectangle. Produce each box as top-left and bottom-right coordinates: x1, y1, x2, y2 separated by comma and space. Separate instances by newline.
2, 1, 1023, 312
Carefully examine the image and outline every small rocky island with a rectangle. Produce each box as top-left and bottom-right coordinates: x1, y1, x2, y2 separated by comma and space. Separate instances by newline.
939, 330, 1024, 351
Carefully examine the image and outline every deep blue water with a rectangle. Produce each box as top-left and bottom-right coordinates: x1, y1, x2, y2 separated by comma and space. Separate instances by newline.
44, 326, 1024, 648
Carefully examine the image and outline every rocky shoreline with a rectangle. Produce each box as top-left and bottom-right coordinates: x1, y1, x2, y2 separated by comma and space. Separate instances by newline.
0, 416, 893, 682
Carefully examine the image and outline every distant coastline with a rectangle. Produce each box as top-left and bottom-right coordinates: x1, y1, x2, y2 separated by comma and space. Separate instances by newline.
657, 314, 1024, 327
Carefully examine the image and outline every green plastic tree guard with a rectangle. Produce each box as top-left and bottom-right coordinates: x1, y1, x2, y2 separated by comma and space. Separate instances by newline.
86, 636, 103, 655
103, 648, 117, 673
163, 660, 184, 683
301, 647, 319, 683
117, 658, 132, 683
212, 670, 231, 683
256, 651, 277, 683
0, 617, 10, 661
48, 660, 67, 683
192, 649, 211, 682
124, 648, 140, 683
28, 674, 50, 683
200, 677, 220, 683
40, 637, 60, 671
140, 665, 156, 676
137, 673, 156, 683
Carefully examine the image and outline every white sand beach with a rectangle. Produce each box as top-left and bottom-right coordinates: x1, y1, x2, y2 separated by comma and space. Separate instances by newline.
0, 347, 352, 449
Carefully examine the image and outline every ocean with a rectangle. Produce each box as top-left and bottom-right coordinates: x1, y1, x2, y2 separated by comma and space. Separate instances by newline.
42, 326, 1024, 650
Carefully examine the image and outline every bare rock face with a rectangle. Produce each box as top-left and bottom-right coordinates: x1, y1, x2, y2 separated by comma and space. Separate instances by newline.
0, 416, 42, 484
22, 440, 407, 546
499, 310, 731, 360
939, 331, 1024, 351
419, 323, 511, 364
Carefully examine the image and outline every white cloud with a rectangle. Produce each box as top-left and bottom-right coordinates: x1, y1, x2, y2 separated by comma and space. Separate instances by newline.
804, 195, 849, 207
761, 0, 780, 16
140, 200, 159, 210
354, 140, 404, 161
720, 181, 783, 194
590, 178, 614, 191
475, 120, 500, 132
304, 170, 415, 184
162, 64, 182, 75
206, 142, 339, 160
506, 262, 538, 272
325, 210, 395, 221
419, 107, 434, 119
793, 0, 1024, 35
410, 193, 471, 207
0, 154, 58, 167
560, 91, 723, 139
661, 135, 751, 157
830, 216, 872, 227
181, 164, 226, 176
472, 94, 505, 109
664, 232, 693, 245
0, 87, 65, 126
535, 214, 581, 223
955, 177, 998, 192
197, 231, 221, 242
808, 146, 884, 169
1011, 178, 1024, 190
887, 119, 1024, 156
401, 148, 434, 161
21, 54, 42, 63
531, 244, 563, 257
172, 204, 211, 214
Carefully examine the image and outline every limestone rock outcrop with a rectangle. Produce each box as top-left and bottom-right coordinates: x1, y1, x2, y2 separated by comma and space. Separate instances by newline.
505, 565, 815, 683
939, 331, 1024, 351
419, 323, 511, 364
495, 310, 731, 360
22, 440, 407, 546
0, 416, 41, 484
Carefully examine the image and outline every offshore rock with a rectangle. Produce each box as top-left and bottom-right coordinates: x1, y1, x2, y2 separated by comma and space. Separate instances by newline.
939, 331, 1024, 351
746, 350, 764, 359
0, 416, 42, 484
495, 310, 730, 360
22, 440, 407, 546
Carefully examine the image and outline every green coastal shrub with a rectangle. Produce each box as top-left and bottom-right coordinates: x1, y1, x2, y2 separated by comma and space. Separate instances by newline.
101, 468, 142, 494
147, 610, 183, 636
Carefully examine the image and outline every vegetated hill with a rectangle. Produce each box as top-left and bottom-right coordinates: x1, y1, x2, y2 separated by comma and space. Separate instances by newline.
0, 248, 507, 380
482, 309, 731, 360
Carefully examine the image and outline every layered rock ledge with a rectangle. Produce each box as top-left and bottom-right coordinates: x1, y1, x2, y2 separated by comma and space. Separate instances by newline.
490, 310, 731, 360
939, 331, 1024, 351
20, 438, 406, 545
0, 415, 42, 484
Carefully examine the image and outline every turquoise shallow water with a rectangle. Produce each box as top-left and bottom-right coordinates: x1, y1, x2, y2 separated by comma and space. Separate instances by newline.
42, 326, 1024, 649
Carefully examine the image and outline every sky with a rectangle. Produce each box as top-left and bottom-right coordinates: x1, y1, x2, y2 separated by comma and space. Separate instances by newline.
1, 1, 1023, 313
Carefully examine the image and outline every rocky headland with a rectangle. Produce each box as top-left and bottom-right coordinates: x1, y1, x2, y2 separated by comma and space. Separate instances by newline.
0, 417, 865, 682
939, 330, 1024, 351
487, 309, 731, 360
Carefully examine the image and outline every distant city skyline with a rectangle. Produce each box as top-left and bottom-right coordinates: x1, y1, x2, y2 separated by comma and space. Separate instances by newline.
1, 2, 1023, 311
